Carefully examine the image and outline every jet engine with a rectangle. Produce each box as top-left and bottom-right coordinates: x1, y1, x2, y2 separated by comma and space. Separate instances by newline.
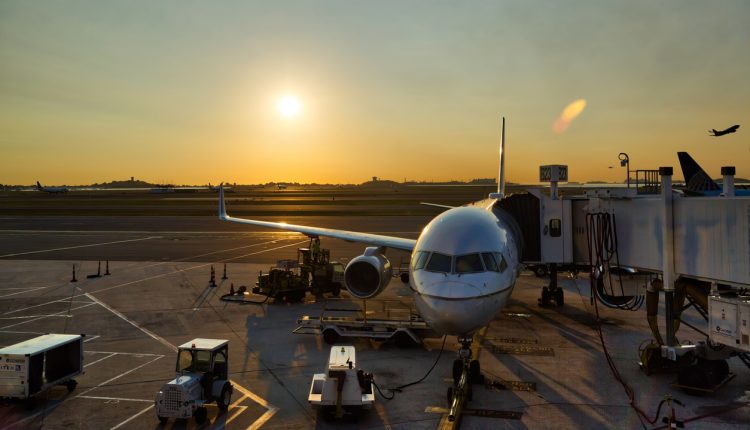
344, 247, 392, 299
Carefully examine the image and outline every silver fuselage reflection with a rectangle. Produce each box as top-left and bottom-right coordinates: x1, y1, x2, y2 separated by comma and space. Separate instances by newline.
409, 205, 520, 336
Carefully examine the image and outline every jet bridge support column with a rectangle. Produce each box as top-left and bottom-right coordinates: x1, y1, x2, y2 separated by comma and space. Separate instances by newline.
660, 167, 677, 346
721, 166, 735, 197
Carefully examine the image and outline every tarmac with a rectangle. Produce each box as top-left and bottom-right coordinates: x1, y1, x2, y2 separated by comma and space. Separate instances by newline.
0, 216, 748, 429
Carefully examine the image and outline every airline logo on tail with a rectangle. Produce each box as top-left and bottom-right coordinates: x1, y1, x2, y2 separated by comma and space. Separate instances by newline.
677, 152, 748, 196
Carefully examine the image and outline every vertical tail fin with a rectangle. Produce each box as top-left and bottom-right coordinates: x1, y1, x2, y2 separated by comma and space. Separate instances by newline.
218, 183, 228, 219
489, 117, 506, 200
36, 181, 42, 190
677, 152, 720, 192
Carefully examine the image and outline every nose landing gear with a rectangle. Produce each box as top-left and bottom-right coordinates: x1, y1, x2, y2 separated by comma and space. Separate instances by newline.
446, 337, 484, 423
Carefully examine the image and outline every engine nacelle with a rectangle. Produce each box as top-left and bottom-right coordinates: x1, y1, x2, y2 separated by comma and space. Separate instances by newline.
344, 247, 392, 299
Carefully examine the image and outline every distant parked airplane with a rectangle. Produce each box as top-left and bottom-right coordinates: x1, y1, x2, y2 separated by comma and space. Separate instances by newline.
708, 125, 739, 136
677, 152, 749, 196
36, 181, 68, 194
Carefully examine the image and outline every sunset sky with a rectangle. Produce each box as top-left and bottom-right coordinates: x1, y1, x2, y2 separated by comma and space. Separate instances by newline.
1, 1, 748, 185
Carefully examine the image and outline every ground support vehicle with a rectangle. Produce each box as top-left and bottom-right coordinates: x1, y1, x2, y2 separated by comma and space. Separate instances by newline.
254, 243, 344, 301
0, 334, 84, 400
308, 345, 375, 419
155, 338, 233, 424
294, 299, 438, 347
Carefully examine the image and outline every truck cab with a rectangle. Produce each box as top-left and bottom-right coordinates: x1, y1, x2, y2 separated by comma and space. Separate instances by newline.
155, 338, 232, 424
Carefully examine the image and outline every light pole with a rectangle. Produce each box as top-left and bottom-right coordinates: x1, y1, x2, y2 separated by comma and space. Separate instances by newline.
619, 153, 630, 189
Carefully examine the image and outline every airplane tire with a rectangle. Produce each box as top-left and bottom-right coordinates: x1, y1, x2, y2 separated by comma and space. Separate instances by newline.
158, 416, 168, 424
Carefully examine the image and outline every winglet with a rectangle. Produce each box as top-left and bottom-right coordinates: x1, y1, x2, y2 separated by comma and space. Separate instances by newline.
489, 116, 506, 200
218, 183, 228, 220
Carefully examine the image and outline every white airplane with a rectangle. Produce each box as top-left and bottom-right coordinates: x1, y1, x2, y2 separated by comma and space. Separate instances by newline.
36, 181, 69, 194
218, 118, 521, 417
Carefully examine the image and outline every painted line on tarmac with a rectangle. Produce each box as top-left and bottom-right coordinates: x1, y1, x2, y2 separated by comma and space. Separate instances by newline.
0, 302, 96, 329
76, 355, 163, 398
77, 395, 152, 403
84, 352, 118, 368
0, 236, 161, 258
110, 404, 154, 430
0, 286, 47, 298
85, 293, 175, 352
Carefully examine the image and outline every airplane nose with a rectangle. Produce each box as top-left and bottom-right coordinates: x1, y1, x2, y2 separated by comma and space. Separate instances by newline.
413, 280, 496, 336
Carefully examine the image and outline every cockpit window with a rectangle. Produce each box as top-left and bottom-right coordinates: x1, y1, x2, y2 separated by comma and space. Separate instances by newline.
481, 252, 508, 273
425, 252, 452, 273
482, 253, 499, 272
412, 251, 430, 270
455, 253, 485, 273
495, 252, 508, 273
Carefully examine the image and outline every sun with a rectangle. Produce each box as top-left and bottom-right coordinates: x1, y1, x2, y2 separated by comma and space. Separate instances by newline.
277, 95, 301, 118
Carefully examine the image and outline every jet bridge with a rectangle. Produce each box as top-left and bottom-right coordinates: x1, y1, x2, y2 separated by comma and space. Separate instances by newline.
504, 163, 750, 393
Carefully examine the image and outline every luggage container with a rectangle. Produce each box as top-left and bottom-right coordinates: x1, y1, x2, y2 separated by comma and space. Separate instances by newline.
0, 334, 84, 399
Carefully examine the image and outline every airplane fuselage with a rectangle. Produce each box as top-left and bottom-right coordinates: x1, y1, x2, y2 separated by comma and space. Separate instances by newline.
409, 205, 520, 336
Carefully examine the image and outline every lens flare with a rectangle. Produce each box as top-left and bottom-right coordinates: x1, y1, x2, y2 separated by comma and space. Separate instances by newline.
553, 99, 587, 133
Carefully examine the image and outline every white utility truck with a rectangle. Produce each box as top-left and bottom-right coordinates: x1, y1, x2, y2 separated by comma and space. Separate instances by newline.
155, 338, 233, 424
308, 345, 375, 419
0, 334, 84, 400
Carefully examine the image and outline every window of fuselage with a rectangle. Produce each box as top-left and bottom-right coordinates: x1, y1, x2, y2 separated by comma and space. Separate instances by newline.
455, 253, 484, 273
425, 252, 452, 273
495, 252, 508, 273
412, 251, 430, 270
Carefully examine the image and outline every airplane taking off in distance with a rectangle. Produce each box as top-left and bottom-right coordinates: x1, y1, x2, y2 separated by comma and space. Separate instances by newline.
219, 118, 522, 406
36, 181, 68, 193
708, 124, 740, 136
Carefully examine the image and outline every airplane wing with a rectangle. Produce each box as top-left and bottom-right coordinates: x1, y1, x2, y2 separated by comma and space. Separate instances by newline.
218, 186, 416, 252
420, 202, 455, 209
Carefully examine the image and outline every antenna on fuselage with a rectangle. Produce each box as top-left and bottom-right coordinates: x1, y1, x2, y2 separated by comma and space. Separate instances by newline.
489, 116, 506, 200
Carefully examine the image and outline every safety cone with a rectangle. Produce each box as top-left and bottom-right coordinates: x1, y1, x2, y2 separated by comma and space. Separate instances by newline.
210, 265, 216, 287
71, 265, 78, 283
229, 283, 235, 295
105, 260, 111, 276
222, 263, 228, 280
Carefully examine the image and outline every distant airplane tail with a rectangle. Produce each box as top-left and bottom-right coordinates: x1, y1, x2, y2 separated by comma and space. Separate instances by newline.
36, 181, 43, 190
677, 152, 720, 192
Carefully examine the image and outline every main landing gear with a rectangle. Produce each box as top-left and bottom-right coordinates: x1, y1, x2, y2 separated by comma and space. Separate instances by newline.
538, 263, 564, 307
446, 337, 484, 423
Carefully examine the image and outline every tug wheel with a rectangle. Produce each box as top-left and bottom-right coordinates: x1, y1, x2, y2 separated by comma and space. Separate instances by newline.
217, 382, 233, 411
